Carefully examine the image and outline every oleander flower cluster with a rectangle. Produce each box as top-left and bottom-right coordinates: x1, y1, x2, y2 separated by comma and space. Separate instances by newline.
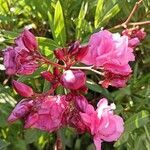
3, 28, 146, 150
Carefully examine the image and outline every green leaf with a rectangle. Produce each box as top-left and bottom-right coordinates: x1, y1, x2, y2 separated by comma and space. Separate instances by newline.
24, 129, 40, 144
114, 111, 150, 147
125, 111, 150, 132
94, 0, 104, 28
13, 140, 27, 150
37, 37, 59, 56
86, 80, 113, 100
0, 139, 10, 150
98, 4, 120, 27
76, 2, 88, 39
53, 1, 66, 46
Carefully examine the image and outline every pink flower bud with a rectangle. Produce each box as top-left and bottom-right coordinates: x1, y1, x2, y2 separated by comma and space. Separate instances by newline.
53, 68, 60, 76
8, 99, 33, 123
22, 29, 38, 51
74, 95, 88, 112
41, 71, 54, 82
68, 41, 80, 55
60, 70, 86, 90
76, 46, 88, 61
128, 38, 140, 48
54, 48, 65, 60
136, 28, 146, 40
12, 80, 34, 97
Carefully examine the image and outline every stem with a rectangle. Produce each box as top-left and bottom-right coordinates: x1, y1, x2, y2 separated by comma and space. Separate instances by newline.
109, 0, 144, 30
35, 51, 66, 69
70, 66, 104, 76
128, 21, 150, 26
54, 130, 64, 150
109, 21, 150, 30
123, 0, 143, 27
41, 56, 66, 69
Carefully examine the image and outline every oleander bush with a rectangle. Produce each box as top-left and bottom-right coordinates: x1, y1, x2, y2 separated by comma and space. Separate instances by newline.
0, 0, 150, 150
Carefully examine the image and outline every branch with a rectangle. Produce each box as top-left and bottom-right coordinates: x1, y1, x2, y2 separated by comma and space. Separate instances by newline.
109, 21, 150, 30
70, 66, 104, 76
128, 21, 150, 26
35, 51, 66, 69
109, 0, 145, 30
122, 0, 143, 27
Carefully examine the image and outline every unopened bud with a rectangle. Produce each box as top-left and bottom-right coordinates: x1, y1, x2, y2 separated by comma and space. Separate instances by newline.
53, 68, 60, 76
13, 80, 34, 97
74, 95, 88, 112
41, 71, 54, 82
22, 29, 38, 51
76, 46, 88, 61
60, 70, 86, 90
54, 48, 65, 60
68, 41, 80, 55
8, 99, 33, 123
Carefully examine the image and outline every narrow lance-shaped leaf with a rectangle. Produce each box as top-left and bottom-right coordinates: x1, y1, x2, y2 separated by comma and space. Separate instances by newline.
86, 79, 113, 100
94, 0, 104, 29
54, 1, 66, 46
76, 2, 88, 39
98, 4, 120, 28
114, 111, 150, 147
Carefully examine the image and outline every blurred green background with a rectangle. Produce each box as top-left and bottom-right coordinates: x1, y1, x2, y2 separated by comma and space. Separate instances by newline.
0, 0, 150, 149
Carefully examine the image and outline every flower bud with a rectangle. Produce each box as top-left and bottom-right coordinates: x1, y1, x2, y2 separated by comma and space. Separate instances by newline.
76, 46, 89, 61
68, 41, 80, 55
53, 68, 60, 76
128, 38, 140, 48
74, 95, 88, 112
12, 80, 34, 97
8, 99, 33, 123
136, 28, 146, 40
60, 70, 86, 90
54, 48, 65, 60
22, 29, 38, 51
41, 71, 54, 82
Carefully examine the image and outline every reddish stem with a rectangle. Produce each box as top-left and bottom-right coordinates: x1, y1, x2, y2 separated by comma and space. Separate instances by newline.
41, 55, 66, 69
35, 51, 66, 69
109, 0, 145, 30
122, 0, 143, 27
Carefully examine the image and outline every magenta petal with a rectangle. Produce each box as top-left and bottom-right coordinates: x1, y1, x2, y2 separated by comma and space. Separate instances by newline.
3, 47, 17, 75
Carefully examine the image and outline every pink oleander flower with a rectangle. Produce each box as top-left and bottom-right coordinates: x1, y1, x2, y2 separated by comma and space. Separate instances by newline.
13, 80, 34, 97
80, 30, 135, 88
8, 99, 33, 123
80, 98, 124, 150
24, 95, 68, 132
81, 30, 135, 72
3, 30, 39, 75
60, 70, 86, 90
